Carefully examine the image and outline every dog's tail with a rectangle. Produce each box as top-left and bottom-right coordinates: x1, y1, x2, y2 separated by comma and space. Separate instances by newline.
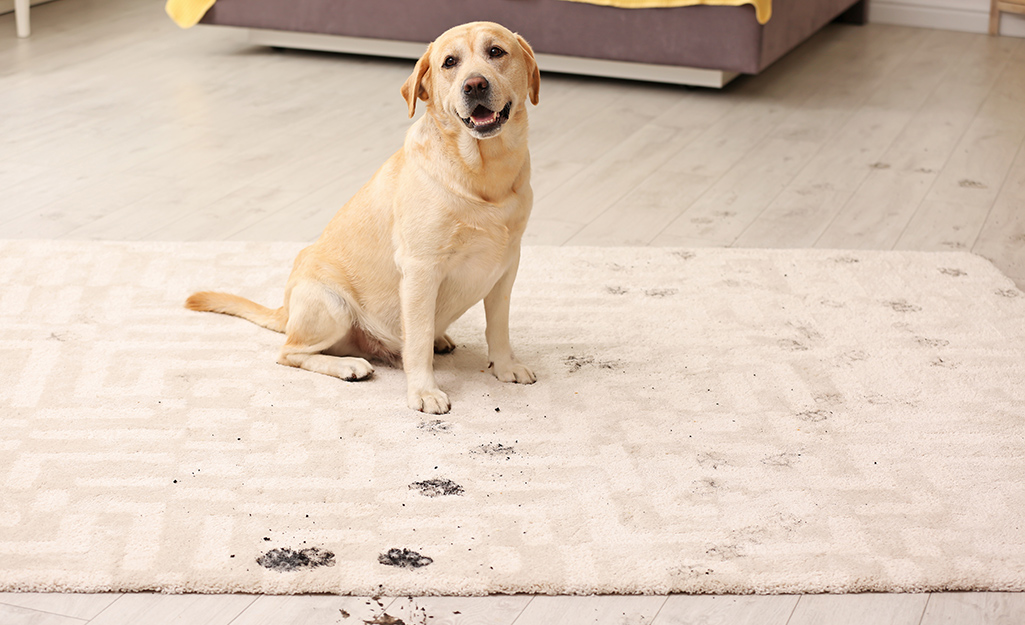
185, 291, 287, 334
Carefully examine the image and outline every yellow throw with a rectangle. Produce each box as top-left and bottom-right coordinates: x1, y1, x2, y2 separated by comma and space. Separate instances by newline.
559, 0, 771, 24
165, 0, 217, 28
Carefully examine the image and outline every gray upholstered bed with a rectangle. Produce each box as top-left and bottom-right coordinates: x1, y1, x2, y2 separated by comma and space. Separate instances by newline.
199, 0, 868, 87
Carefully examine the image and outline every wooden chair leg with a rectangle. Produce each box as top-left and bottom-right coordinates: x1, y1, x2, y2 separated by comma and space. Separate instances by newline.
990, 0, 1001, 35
14, 0, 30, 37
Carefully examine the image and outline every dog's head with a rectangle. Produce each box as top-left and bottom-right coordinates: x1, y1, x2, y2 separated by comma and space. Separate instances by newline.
401, 21, 540, 140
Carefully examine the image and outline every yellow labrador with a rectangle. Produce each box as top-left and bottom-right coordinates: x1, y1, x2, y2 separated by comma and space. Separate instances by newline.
186, 21, 540, 414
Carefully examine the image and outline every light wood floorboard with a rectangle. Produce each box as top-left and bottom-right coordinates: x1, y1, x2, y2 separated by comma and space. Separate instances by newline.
229, 595, 402, 625
814, 34, 1022, 251
894, 39, 1025, 252
920, 593, 1025, 625
83, 594, 259, 625
648, 23, 929, 247
652, 594, 799, 624
787, 594, 931, 625
2, 1, 1024, 624
974, 141, 1025, 281
0, 602, 88, 625
0, 593, 118, 621
733, 27, 964, 248
512, 595, 667, 625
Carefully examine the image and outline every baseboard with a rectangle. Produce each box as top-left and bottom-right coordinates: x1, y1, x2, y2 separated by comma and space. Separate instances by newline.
245, 28, 739, 88
870, 1, 1025, 36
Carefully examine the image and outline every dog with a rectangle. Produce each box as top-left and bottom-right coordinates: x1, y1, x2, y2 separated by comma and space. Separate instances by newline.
185, 21, 541, 415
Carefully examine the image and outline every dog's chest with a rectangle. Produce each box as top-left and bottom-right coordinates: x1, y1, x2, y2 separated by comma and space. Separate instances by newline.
435, 250, 509, 324
436, 198, 527, 308
446, 187, 528, 251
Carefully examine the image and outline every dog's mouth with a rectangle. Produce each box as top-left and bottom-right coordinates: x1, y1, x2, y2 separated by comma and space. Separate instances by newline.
461, 102, 512, 135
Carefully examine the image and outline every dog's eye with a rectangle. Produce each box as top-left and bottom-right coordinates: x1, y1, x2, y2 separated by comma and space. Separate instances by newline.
488, 46, 506, 58
442, 56, 458, 69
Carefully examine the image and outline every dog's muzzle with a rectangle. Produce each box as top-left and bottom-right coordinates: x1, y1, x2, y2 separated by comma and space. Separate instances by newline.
459, 74, 511, 137
461, 102, 512, 135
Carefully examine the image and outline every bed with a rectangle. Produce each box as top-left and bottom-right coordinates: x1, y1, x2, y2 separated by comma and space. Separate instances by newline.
193, 0, 868, 88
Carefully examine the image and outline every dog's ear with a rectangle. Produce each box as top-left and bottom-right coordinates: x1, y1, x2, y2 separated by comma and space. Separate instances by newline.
400, 44, 432, 118
516, 34, 540, 106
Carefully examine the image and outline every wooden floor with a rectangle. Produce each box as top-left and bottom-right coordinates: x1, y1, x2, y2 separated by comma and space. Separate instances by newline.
2, 1, 1025, 623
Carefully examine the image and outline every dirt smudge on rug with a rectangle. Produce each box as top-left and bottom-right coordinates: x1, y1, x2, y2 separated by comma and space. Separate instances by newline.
417, 419, 453, 433
409, 478, 464, 497
564, 354, 621, 372
473, 443, 516, 458
256, 546, 336, 572
378, 548, 433, 568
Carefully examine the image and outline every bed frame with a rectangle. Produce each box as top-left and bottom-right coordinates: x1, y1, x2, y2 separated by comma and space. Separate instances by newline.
201, 0, 868, 88
244, 28, 742, 88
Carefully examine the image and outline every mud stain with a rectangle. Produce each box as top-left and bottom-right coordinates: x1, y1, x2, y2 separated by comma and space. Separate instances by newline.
762, 452, 801, 467
565, 354, 595, 372
796, 409, 831, 423
696, 452, 729, 469
787, 322, 822, 341
840, 350, 869, 364
884, 299, 922, 313
778, 339, 809, 352
409, 478, 464, 497
473, 443, 516, 458
693, 477, 722, 495
814, 393, 843, 406
676, 564, 716, 578
360, 598, 432, 625
645, 288, 679, 298
565, 355, 621, 372
378, 548, 433, 569
706, 543, 744, 560
256, 547, 336, 572
417, 420, 452, 433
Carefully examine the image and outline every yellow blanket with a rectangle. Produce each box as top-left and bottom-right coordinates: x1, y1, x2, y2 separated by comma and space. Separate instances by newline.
165, 0, 216, 28
560, 0, 771, 24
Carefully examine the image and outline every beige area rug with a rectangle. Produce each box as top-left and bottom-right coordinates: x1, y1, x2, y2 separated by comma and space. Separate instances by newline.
1, 240, 1024, 595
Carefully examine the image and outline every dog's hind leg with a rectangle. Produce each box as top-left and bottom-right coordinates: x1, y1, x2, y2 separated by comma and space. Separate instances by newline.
277, 281, 374, 381
434, 333, 456, 354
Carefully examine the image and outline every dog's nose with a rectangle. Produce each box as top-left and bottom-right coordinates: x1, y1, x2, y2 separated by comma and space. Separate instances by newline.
463, 75, 489, 98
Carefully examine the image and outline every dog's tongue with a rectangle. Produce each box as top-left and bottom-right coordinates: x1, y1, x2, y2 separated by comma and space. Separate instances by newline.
471, 105, 497, 124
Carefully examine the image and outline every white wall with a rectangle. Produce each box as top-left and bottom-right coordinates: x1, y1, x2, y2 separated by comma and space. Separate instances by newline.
871, 0, 1025, 37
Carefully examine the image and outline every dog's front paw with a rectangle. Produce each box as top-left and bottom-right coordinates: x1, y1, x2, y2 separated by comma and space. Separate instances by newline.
409, 387, 451, 414
490, 360, 537, 385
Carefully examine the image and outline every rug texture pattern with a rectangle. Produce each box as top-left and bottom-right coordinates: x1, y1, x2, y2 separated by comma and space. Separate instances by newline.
1, 241, 1024, 595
